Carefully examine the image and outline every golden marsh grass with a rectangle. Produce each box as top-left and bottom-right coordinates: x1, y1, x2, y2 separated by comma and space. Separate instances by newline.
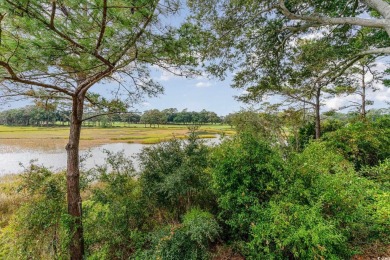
0, 124, 234, 150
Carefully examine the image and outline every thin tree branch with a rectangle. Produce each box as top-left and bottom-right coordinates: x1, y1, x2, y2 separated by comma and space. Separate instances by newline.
50, 0, 56, 28
278, 0, 389, 29
363, 0, 390, 19
81, 111, 140, 122
5, 0, 114, 68
96, 0, 107, 51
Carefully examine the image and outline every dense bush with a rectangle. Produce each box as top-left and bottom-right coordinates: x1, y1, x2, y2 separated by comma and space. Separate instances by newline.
136, 209, 220, 260
139, 132, 214, 220
323, 120, 390, 169
209, 132, 286, 240
248, 201, 345, 259
360, 159, 390, 190
83, 151, 150, 259
246, 141, 389, 259
0, 165, 70, 259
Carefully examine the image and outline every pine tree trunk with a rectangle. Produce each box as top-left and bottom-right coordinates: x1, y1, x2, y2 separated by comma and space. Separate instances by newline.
66, 95, 85, 259
315, 89, 321, 139
361, 64, 366, 118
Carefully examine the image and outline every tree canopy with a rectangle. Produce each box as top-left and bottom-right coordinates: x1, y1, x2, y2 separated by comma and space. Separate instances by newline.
188, 0, 390, 95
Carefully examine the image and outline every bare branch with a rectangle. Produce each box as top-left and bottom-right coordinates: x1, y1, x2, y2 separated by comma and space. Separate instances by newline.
363, 0, 390, 19
50, 0, 56, 28
278, 0, 389, 30
359, 47, 390, 55
81, 111, 140, 122
96, 0, 107, 51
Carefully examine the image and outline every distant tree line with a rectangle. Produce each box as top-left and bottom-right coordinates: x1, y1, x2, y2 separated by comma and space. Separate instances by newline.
0, 106, 224, 127
140, 108, 222, 127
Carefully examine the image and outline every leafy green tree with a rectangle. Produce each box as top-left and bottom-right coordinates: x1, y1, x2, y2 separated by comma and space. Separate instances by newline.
189, 0, 390, 75
162, 108, 179, 123
0, 1, 200, 257
140, 109, 167, 127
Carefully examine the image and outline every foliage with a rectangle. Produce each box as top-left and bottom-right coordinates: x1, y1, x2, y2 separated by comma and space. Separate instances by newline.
359, 159, 390, 190
323, 119, 390, 169
209, 132, 285, 239
289, 142, 388, 251
0, 113, 389, 259
139, 131, 214, 220
0, 165, 70, 259
245, 141, 389, 259
248, 201, 345, 259
0, 105, 223, 127
135, 209, 220, 260
83, 151, 150, 259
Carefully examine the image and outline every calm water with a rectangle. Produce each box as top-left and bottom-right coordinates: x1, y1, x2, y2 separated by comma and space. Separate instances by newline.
0, 138, 220, 175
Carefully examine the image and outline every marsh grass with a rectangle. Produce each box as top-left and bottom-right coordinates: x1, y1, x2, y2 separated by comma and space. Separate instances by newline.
0, 124, 234, 149
0, 175, 25, 228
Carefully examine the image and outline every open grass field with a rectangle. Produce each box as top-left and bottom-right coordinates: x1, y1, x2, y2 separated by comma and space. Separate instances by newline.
0, 124, 235, 150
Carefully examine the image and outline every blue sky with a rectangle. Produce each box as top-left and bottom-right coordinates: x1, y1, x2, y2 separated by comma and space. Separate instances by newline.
135, 71, 248, 116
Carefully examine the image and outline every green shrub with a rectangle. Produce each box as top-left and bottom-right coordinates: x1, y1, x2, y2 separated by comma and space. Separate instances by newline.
359, 159, 390, 190
209, 133, 285, 240
0, 165, 70, 259
83, 151, 150, 259
248, 201, 345, 259
139, 134, 213, 220
135, 209, 220, 260
323, 120, 390, 169
244, 141, 389, 259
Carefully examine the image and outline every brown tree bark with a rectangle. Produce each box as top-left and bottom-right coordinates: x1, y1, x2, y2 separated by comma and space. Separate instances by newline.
314, 88, 321, 139
361, 64, 367, 118
66, 94, 85, 259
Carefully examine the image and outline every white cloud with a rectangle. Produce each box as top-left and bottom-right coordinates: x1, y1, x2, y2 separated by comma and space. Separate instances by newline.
373, 84, 390, 101
325, 94, 360, 110
141, 102, 151, 107
195, 81, 212, 88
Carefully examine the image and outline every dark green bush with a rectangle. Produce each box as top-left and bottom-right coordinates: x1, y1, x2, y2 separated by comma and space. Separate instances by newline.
323, 120, 390, 170
244, 141, 389, 259
248, 201, 345, 259
83, 151, 150, 259
139, 134, 213, 220
135, 209, 220, 260
209, 132, 285, 240
359, 159, 390, 190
